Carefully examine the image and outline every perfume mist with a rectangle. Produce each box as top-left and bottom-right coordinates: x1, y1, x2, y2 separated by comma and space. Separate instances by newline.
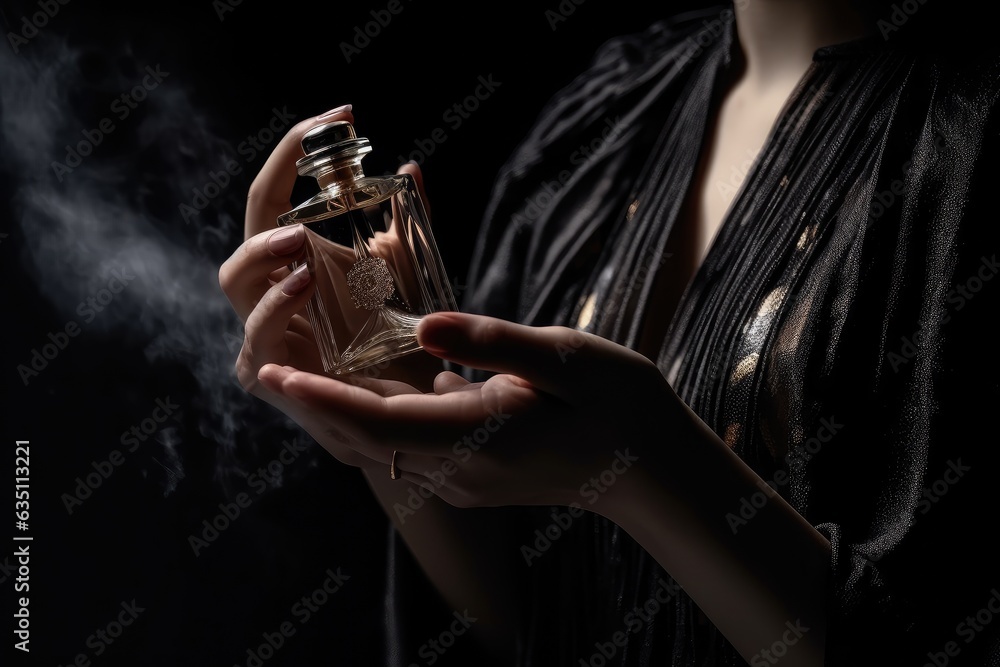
277, 121, 458, 375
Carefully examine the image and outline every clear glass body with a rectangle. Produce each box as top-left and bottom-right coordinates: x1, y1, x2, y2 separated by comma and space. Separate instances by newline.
277, 169, 458, 374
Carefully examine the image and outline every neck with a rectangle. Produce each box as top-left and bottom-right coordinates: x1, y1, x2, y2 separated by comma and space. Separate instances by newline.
733, 0, 871, 88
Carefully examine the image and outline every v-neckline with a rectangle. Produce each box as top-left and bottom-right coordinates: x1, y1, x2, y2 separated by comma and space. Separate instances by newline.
567, 8, 878, 351
647, 18, 829, 347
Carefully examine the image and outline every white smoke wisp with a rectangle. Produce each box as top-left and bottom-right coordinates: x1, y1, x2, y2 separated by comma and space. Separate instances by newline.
1, 34, 306, 494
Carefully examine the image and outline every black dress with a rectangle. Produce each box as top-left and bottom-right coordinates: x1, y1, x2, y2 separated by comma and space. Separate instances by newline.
388, 5, 1000, 666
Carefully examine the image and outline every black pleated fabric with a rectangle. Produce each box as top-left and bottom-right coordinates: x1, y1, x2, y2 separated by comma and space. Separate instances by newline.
388, 5, 1000, 666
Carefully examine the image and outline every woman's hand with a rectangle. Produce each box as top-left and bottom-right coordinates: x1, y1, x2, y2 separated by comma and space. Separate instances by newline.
256, 311, 687, 511
218, 104, 442, 467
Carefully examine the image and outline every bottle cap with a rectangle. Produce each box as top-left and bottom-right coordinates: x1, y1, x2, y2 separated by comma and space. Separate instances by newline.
296, 121, 372, 176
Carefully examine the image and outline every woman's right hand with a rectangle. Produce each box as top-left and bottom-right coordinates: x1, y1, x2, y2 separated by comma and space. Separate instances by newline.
218, 104, 439, 468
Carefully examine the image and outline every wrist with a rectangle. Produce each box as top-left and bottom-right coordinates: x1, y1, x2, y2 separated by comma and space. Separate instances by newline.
593, 389, 702, 525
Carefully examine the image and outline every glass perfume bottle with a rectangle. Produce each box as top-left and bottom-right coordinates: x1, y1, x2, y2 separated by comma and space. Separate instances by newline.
277, 121, 458, 375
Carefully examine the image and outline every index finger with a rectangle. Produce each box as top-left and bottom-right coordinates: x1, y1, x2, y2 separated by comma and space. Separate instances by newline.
245, 104, 354, 240
416, 312, 665, 405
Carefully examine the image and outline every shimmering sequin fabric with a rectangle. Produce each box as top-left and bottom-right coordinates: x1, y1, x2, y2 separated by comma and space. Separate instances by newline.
388, 6, 1000, 665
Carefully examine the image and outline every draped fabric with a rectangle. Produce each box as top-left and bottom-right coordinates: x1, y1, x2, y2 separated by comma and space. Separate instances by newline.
388, 5, 1000, 665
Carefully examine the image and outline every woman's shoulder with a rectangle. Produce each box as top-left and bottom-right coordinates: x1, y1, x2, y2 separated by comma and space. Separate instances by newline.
584, 5, 736, 69
541, 5, 735, 101
496, 6, 734, 184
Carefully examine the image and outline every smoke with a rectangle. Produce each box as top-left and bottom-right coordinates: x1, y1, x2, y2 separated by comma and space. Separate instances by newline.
1, 29, 310, 495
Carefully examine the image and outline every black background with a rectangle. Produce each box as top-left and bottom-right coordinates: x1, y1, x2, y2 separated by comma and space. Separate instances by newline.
0, 1, 712, 666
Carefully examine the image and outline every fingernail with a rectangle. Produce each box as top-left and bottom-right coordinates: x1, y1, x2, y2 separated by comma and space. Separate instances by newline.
317, 104, 352, 120
268, 225, 304, 255
282, 263, 311, 296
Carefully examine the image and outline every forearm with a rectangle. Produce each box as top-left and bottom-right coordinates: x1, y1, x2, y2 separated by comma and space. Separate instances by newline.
363, 468, 524, 663
599, 403, 831, 666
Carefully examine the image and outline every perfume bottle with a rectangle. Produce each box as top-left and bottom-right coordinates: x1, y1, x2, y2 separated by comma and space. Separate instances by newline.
277, 121, 458, 375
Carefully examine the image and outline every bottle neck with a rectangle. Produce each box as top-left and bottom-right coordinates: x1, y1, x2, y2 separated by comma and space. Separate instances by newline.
315, 160, 365, 190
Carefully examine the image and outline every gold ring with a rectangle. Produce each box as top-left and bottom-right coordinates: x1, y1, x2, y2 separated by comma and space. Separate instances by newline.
390, 450, 400, 480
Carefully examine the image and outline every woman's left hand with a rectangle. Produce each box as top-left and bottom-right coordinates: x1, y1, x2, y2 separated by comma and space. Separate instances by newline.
257, 311, 686, 511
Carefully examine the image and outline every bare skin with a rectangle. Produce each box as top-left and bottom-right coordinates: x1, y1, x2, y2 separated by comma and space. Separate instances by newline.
219, 3, 874, 665
638, 0, 870, 357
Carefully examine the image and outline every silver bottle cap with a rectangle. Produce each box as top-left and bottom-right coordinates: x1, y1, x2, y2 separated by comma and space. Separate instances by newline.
296, 121, 372, 176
